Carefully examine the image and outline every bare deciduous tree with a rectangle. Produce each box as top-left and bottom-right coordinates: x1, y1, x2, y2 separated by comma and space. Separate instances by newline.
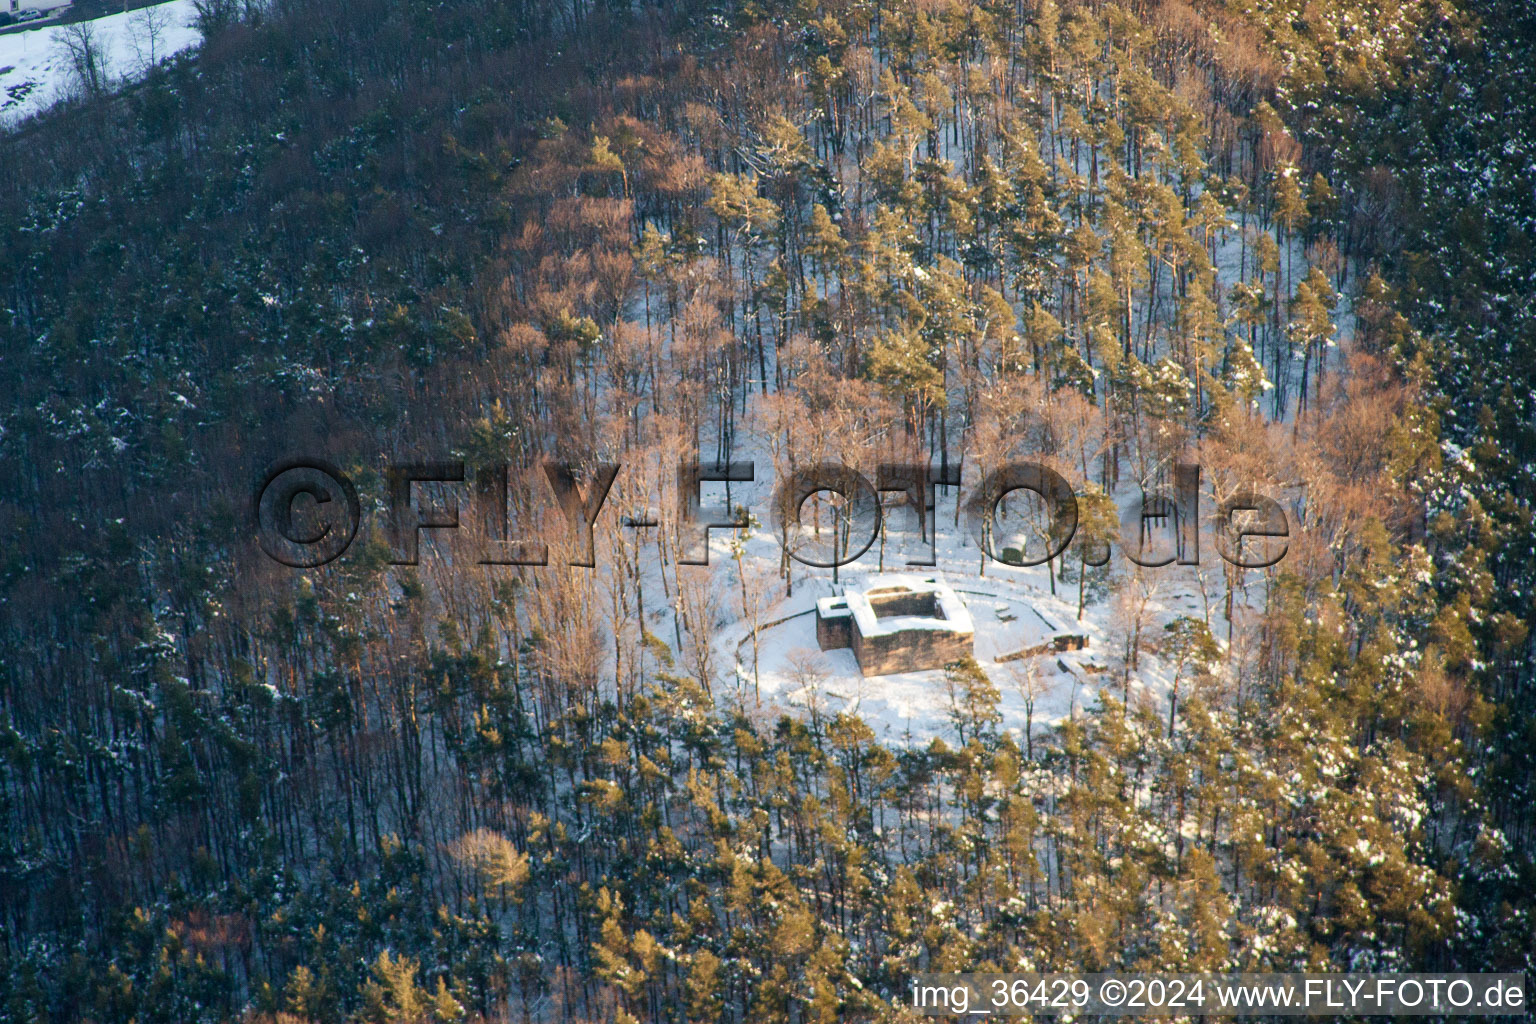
57, 22, 109, 97
1007, 658, 1051, 760
128, 3, 174, 73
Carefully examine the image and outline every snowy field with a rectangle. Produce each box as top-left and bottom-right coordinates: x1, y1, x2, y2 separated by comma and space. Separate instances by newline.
684, 476, 1248, 749
0, 0, 200, 127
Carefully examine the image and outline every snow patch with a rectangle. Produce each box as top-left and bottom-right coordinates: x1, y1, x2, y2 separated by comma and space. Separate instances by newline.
0, 0, 201, 128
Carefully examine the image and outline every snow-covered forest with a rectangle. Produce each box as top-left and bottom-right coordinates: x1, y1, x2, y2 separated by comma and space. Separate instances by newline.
0, 0, 1531, 1019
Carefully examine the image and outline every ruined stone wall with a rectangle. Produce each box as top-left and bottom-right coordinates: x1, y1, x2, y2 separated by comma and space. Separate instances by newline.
852, 627, 972, 676
817, 615, 853, 651
866, 591, 942, 620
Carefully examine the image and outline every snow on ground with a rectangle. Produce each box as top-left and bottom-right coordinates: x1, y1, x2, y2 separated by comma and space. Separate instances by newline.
0, 0, 200, 127
697, 474, 1238, 748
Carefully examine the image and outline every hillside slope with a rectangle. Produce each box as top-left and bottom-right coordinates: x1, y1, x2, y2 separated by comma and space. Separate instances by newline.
0, 0, 1529, 1019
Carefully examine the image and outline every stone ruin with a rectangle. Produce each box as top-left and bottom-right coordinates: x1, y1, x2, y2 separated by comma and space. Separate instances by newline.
815, 574, 975, 677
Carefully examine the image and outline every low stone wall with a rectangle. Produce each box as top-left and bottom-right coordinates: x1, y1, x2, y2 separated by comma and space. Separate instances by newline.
997, 634, 1090, 662
853, 627, 972, 676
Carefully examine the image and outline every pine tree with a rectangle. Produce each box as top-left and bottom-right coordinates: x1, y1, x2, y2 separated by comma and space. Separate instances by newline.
362, 952, 428, 1024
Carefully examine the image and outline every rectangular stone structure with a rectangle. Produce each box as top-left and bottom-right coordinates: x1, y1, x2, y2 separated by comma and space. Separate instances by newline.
815, 574, 975, 677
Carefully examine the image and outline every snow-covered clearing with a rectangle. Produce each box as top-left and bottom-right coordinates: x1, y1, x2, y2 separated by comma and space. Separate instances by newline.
676, 471, 1251, 749
0, 0, 200, 127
